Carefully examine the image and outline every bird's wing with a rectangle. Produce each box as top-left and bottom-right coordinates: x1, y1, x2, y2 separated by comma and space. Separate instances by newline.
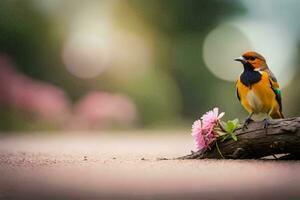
265, 69, 282, 112
265, 68, 278, 82
235, 80, 241, 102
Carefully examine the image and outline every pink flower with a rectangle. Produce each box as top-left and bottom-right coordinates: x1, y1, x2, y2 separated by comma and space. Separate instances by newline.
201, 107, 224, 130
191, 107, 225, 151
192, 120, 207, 151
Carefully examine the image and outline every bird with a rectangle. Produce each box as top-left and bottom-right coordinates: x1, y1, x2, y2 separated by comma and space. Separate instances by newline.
234, 51, 284, 129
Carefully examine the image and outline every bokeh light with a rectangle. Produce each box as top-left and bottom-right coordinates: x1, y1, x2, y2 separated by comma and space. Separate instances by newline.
203, 24, 252, 81
62, 32, 112, 79
62, 2, 115, 79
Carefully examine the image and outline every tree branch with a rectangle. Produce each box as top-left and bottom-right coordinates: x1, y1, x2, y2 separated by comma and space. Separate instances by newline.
178, 117, 300, 160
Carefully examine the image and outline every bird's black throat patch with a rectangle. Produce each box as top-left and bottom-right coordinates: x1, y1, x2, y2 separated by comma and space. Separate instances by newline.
240, 62, 262, 87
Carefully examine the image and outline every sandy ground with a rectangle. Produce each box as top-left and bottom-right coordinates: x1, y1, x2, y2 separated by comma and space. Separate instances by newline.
1, 131, 300, 200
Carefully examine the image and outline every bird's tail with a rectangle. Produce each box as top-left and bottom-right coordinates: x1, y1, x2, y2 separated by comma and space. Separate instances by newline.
271, 111, 284, 119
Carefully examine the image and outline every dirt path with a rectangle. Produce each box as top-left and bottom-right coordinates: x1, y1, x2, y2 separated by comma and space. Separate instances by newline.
1, 131, 300, 199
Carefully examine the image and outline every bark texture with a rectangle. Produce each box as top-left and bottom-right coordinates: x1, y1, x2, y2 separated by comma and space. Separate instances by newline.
178, 117, 300, 159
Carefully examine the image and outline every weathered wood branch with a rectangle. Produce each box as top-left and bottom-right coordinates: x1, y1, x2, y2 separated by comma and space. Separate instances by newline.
178, 117, 300, 160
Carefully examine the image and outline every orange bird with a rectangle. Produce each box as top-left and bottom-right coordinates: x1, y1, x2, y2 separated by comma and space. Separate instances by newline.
234, 51, 283, 129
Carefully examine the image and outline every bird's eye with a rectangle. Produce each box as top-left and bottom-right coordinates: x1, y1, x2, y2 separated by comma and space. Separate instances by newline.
248, 56, 256, 61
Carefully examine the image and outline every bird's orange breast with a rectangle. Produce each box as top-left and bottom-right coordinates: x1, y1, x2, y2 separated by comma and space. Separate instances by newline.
237, 72, 278, 115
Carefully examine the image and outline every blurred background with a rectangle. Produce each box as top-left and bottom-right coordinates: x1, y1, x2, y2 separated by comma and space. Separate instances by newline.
0, 0, 299, 132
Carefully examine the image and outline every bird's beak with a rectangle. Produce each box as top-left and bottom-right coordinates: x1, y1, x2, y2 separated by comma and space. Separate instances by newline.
234, 56, 246, 64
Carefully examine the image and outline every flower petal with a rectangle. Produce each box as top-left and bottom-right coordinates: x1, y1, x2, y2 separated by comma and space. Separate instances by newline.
218, 112, 225, 119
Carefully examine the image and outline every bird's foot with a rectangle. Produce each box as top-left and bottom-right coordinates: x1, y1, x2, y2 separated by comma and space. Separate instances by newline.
263, 118, 270, 133
242, 118, 253, 131
263, 119, 274, 133
263, 118, 269, 128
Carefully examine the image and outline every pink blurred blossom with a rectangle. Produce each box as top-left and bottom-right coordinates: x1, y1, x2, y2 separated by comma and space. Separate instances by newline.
0, 55, 138, 130
0, 55, 71, 121
191, 107, 224, 151
68, 91, 137, 129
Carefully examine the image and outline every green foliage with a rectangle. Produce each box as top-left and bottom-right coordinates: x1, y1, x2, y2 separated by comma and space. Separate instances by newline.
220, 118, 240, 142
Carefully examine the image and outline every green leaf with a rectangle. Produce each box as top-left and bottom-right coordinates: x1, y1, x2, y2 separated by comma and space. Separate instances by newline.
231, 133, 238, 141
231, 118, 239, 127
221, 134, 230, 142
226, 119, 240, 133
226, 121, 235, 133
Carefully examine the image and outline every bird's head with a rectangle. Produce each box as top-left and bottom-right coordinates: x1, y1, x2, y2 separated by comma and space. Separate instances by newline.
234, 51, 267, 70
